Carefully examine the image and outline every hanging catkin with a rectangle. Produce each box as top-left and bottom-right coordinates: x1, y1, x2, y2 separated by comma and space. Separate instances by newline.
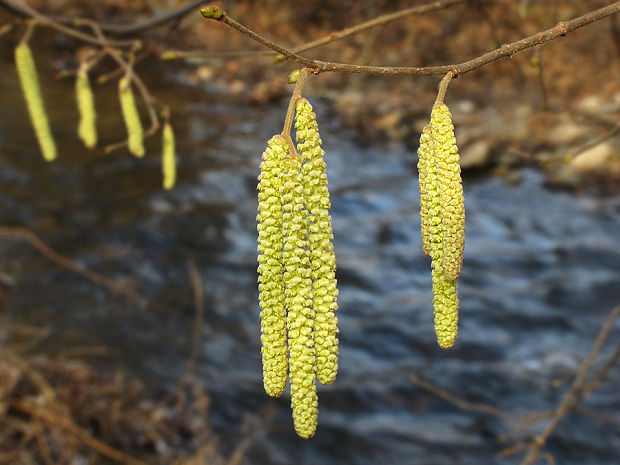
430, 103, 465, 282
257, 135, 289, 398
420, 117, 458, 348
417, 99, 465, 349
281, 146, 318, 440
118, 76, 145, 158
75, 64, 97, 149
14, 43, 57, 162
295, 98, 339, 386
162, 122, 176, 190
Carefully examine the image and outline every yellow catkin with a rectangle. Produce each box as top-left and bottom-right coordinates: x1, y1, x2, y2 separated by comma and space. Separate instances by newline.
430, 103, 465, 282
257, 135, 289, 398
417, 125, 433, 257
162, 122, 176, 190
282, 145, 318, 439
421, 117, 459, 348
76, 65, 97, 148
295, 98, 339, 386
118, 76, 145, 158
14, 43, 57, 162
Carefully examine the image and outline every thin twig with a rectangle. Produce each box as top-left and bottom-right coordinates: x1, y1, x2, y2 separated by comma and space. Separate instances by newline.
580, 342, 620, 397
202, 3, 620, 76
0, 227, 141, 302
185, 0, 470, 62
574, 406, 620, 427
289, 0, 468, 57
563, 123, 620, 162
177, 260, 206, 393
2, 0, 135, 48
410, 373, 517, 421
435, 70, 456, 104
519, 305, 620, 465
281, 68, 309, 156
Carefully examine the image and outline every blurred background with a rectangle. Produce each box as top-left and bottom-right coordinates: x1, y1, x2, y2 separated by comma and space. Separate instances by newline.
0, 0, 619, 464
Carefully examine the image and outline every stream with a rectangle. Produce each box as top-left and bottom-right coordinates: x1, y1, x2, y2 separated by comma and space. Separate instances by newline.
1, 50, 619, 465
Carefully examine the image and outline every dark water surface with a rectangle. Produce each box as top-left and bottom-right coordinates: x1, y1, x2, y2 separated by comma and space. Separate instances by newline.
1, 54, 619, 465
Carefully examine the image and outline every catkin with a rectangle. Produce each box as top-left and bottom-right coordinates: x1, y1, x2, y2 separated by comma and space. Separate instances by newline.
419, 103, 461, 348
118, 76, 145, 158
295, 98, 339, 386
430, 103, 465, 282
282, 146, 318, 440
257, 135, 289, 398
14, 43, 57, 162
76, 65, 97, 148
417, 125, 433, 257
162, 122, 176, 190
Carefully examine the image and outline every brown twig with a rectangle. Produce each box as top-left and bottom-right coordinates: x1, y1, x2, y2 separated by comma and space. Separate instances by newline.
281, 68, 310, 156
177, 260, 206, 395
410, 373, 517, 421
563, 123, 620, 162
202, 3, 620, 76
435, 70, 457, 104
580, 341, 620, 397
289, 0, 468, 57
519, 305, 620, 465
2, 0, 135, 48
0, 227, 141, 302
172, 0, 469, 62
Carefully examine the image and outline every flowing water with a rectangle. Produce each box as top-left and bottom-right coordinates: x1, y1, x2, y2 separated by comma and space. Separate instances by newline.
1, 52, 619, 465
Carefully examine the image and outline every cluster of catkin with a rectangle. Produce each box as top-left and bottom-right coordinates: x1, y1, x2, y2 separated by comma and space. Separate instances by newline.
418, 103, 465, 349
14, 42, 175, 190
257, 98, 339, 439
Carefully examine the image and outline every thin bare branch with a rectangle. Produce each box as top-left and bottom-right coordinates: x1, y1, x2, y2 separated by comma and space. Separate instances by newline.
0, 227, 141, 303
202, 3, 620, 77
519, 305, 620, 465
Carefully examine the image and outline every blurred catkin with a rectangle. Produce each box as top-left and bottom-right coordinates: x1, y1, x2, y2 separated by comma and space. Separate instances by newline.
14, 43, 57, 162
162, 122, 176, 190
430, 103, 465, 282
118, 76, 145, 157
281, 144, 318, 439
75, 65, 97, 148
257, 135, 289, 398
295, 98, 339, 386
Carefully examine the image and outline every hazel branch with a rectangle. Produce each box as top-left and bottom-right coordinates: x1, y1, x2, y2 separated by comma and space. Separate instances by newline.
519, 305, 620, 465
201, 2, 620, 77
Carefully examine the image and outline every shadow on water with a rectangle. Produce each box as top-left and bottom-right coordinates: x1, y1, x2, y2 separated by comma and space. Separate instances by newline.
1, 49, 619, 465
